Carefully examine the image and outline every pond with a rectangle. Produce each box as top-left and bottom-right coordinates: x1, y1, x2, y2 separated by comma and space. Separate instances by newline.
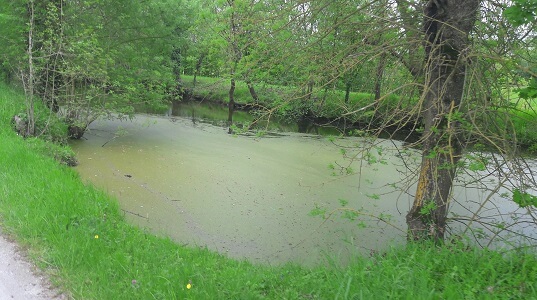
70, 102, 537, 266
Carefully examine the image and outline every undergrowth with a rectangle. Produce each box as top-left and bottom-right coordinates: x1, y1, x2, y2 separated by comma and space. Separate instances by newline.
0, 83, 76, 165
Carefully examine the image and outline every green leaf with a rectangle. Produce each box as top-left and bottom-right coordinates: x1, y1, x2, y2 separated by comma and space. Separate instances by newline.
504, 0, 537, 26
366, 194, 380, 200
309, 205, 327, 218
419, 201, 437, 216
512, 189, 537, 208
517, 78, 537, 100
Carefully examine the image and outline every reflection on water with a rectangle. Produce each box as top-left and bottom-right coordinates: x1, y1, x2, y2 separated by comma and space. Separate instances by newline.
166, 100, 345, 136
71, 111, 537, 266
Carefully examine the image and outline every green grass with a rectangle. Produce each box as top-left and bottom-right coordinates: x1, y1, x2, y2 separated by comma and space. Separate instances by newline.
182, 75, 411, 124
0, 82, 76, 165
183, 75, 258, 104
184, 75, 537, 151
182, 75, 418, 133
1, 82, 537, 299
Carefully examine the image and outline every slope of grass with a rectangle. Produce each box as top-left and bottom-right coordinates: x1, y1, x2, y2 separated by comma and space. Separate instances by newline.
1, 82, 536, 299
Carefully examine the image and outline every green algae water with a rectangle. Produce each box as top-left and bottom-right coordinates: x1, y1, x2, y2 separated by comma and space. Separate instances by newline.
71, 111, 536, 266
71, 114, 413, 266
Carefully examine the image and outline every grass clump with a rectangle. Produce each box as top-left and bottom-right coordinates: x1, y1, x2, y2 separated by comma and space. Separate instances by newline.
1, 82, 536, 299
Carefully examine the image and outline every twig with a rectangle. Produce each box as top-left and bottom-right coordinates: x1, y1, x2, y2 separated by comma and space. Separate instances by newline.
121, 209, 149, 220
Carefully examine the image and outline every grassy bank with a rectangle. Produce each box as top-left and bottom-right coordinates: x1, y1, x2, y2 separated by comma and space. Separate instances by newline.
181, 75, 405, 125
1, 82, 537, 299
182, 76, 537, 152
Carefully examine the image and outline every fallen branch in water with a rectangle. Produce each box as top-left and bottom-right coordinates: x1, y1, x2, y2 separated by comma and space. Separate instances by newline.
121, 209, 149, 220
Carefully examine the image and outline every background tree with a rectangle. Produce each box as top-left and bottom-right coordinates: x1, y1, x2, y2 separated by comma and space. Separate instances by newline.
1, 0, 193, 138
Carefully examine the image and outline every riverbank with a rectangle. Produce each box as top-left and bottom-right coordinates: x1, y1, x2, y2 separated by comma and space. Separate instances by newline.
1, 82, 537, 298
181, 75, 537, 152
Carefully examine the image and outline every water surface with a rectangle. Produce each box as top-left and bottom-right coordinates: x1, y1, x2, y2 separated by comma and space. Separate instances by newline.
71, 111, 537, 265
71, 114, 411, 266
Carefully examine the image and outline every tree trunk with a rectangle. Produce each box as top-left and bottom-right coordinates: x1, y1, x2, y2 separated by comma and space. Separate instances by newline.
171, 47, 182, 99
374, 53, 386, 101
306, 80, 314, 101
407, 0, 479, 242
227, 0, 240, 133
228, 77, 236, 126
32, 0, 64, 113
25, 1, 36, 136
246, 80, 259, 103
193, 52, 206, 88
344, 82, 351, 103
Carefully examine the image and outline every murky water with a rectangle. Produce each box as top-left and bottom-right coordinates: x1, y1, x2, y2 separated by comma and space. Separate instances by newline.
71, 114, 417, 266
71, 106, 537, 266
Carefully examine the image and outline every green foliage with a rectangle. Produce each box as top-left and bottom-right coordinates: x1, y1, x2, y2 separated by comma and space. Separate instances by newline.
517, 78, 537, 100
513, 189, 537, 208
420, 201, 437, 216
25, 137, 77, 166
504, 0, 537, 113
308, 204, 327, 218
504, 0, 537, 26
488, 107, 537, 151
463, 154, 488, 172
1, 0, 194, 130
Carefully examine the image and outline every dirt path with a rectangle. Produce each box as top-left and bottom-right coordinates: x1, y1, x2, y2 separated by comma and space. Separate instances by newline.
0, 231, 66, 299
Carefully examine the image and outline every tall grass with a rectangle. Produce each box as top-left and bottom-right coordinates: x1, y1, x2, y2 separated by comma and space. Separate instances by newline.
0, 82, 536, 299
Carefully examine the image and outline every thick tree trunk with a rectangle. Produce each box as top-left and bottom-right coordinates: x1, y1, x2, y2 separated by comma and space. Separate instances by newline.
407, 0, 479, 242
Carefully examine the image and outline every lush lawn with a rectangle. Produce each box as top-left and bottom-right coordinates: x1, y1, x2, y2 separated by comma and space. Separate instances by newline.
1, 82, 536, 299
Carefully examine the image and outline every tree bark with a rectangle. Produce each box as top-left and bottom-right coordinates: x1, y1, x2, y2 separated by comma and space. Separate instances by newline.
246, 80, 259, 103
374, 53, 386, 101
171, 47, 183, 99
227, 0, 240, 132
228, 77, 236, 125
25, 0, 36, 136
193, 52, 206, 88
407, 0, 479, 242
306, 80, 314, 101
